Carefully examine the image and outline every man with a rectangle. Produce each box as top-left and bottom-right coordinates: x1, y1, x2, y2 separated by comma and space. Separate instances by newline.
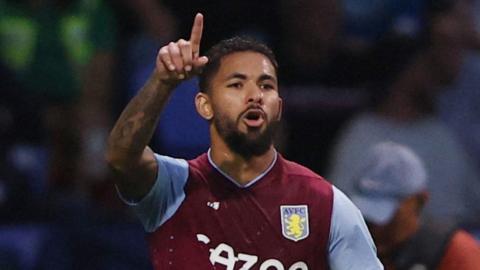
350, 142, 480, 270
106, 13, 382, 269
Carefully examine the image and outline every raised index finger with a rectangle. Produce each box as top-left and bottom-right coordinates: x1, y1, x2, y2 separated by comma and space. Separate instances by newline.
190, 13, 204, 58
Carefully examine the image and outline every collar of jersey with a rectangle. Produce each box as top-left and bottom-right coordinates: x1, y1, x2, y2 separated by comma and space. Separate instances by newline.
207, 148, 278, 188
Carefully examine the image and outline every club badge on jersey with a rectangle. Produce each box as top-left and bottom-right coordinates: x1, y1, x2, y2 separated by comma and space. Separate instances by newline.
281, 205, 310, 242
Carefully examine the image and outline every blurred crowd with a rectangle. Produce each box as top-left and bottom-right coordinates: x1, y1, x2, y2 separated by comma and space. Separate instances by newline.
0, 0, 479, 269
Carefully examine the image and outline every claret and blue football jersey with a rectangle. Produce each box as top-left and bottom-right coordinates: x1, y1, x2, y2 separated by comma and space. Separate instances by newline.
119, 150, 383, 270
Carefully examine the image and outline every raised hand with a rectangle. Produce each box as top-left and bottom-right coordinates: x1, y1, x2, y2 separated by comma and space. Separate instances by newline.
156, 13, 209, 84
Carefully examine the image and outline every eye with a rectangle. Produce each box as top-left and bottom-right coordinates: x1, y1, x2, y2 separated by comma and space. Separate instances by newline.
260, 83, 275, 90
227, 82, 243, 89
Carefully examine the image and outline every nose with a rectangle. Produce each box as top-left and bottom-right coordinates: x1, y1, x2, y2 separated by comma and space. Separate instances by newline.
246, 84, 263, 104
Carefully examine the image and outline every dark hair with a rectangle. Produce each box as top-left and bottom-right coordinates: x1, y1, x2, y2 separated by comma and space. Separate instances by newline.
198, 36, 278, 93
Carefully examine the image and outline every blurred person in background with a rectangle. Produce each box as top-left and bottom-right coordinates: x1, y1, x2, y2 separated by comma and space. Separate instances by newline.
0, 0, 116, 200
438, 0, 480, 171
350, 142, 480, 270
0, 1, 143, 269
328, 0, 480, 228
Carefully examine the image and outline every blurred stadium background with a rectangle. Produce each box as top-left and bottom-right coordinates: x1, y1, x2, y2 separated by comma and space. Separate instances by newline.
0, 0, 479, 269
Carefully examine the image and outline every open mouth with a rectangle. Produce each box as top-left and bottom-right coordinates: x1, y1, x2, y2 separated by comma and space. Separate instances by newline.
243, 109, 265, 127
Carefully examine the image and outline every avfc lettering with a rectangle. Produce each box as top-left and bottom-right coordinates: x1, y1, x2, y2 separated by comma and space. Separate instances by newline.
281, 205, 309, 242
196, 234, 308, 270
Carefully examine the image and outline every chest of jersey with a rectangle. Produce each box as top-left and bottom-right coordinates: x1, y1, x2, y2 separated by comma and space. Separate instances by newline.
148, 155, 333, 270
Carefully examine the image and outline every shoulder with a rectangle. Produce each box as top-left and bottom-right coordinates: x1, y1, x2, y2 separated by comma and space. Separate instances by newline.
438, 230, 480, 270
187, 152, 210, 170
184, 153, 213, 183
154, 154, 189, 178
330, 186, 364, 226
280, 157, 333, 192
281, 157, 329, 183
449, 230, 480, 251
329, 186, 376, 249
187, 153, 209, 170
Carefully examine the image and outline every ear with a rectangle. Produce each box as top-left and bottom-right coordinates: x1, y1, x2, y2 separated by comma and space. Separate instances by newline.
411, 191, 429, 215
195, 92, 213, 120
276, 97, 283, 121
416, 191, 429, 207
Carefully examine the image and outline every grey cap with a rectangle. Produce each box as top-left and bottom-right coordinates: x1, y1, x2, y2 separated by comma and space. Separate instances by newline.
350, 142, 427, 225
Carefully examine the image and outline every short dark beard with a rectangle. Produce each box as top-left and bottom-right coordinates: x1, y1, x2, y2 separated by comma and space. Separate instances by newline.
214, 113, 279, 160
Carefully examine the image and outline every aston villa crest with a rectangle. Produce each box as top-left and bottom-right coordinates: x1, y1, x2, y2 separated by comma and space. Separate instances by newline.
280, 205, 309, 242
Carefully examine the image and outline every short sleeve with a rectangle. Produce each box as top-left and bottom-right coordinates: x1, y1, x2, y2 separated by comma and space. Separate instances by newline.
328, 186, 384, 270
117, 154, 189, 232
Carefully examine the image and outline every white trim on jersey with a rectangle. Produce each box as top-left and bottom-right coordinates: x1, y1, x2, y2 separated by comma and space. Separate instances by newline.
207, 148, 278, 188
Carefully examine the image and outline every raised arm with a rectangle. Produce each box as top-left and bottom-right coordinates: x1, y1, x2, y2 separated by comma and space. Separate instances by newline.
105, 13, 208, 200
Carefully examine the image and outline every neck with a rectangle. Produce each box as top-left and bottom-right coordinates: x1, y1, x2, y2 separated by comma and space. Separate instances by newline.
209, 137, 276, 186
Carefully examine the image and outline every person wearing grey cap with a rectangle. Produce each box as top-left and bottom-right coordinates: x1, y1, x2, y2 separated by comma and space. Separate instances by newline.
328, 0, 480, 229
350, 142, 480, 270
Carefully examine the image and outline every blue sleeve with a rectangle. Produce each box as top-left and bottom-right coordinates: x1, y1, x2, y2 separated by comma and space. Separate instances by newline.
328, 186, 384, 270
117, 154, 189, 232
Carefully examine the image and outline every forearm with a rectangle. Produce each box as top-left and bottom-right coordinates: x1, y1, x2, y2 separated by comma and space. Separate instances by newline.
106, 71, 176, 169
105, 13, 205, 200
